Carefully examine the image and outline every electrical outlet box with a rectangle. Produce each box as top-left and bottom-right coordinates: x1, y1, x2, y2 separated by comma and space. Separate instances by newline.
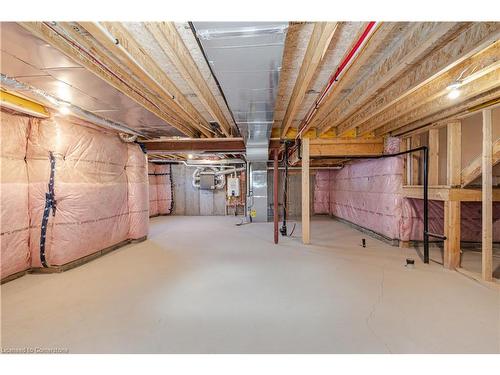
227, 177, 240, 197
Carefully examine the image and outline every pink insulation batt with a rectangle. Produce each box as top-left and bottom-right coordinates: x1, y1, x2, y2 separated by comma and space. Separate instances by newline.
328, 157, 404, 239
126, 143, 149, 239
148, 163, 159, 217
313, 170, 331, 214
27, 117, 129, 267
148, 163, 173, 217
1, 111, 31, 278
155, 164, 173, 215
315, 156, 500, 242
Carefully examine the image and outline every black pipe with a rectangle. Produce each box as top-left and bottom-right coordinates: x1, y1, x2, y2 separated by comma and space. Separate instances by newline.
314, 146, 430, 263
280, 141, 290, 236
426, 232, 447, 240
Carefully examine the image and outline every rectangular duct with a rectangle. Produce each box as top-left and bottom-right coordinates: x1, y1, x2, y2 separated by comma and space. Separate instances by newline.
192, 22, 288, 221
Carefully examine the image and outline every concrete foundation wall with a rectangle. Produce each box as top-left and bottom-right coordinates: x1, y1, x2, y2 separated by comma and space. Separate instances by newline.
267, 170, 315, 220
171, 164, 226, 216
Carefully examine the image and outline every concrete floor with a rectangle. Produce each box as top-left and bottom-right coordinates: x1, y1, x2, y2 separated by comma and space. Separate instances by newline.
1, 216, 499, 353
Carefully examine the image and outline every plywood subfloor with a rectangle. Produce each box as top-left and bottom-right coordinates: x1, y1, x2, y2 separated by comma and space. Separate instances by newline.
1, 216, 499, 353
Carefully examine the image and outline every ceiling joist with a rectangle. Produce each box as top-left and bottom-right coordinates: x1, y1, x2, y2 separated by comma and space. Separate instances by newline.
144, 22, 233, 137
83, 22, 214, 138
364, 42, 500, 135
19, 22, 199, 138
335, 22, 500, 137
280, 22, 338, 138
317, 22, 461, 135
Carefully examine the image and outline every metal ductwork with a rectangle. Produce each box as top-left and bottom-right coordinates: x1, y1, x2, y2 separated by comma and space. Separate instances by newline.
192, 22, 287, 221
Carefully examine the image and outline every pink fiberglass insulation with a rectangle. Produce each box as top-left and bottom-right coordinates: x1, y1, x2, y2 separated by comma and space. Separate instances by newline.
27, 117, 130, 267
313, 170, 331, 214
155, 164, 173, 215
329, 157, 404, 239
126, 144, 149, 239
319, 155, 497, 242
148, 163, 158, 217
0, 110, 31, 279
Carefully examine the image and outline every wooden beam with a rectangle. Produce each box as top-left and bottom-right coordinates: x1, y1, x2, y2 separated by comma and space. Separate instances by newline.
144, 22, 232, 137
482, 109, 493, 281
363, 42, 500, 136
318, 22, 459, 135
335, 23, 500, 136
462, 136, 500, 187
444, 200, 461, 269
87, 22, 214, 138
447, 121, 462, 187
19, 22, 198, 138
309, 138, 384, 157
301, 137, 310, 244
143, 138, 246, 153
428, 129, 440, 185
280, 22, 338, 137
401, 185, 500, 201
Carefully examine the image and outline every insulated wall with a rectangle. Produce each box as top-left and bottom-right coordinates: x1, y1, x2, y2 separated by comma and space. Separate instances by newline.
329, 157, 404, 239
27, 117, 130, 267
313, 170, 331, 214
0, 110, 31, 278
1, 110, 149, 279
127, 144, 149, 239
148, 163, 173, 217
317, 157, 499, 242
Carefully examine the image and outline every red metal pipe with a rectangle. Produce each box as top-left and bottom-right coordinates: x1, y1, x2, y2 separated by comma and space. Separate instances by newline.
273, 148, 279, 244
296, 21, 377, 139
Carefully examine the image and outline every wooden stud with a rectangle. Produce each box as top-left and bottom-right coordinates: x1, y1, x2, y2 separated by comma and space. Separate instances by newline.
301, 137, 310, 244
280, 22, 338, 137
411, 135, 421, 185
482, 109, 493, 281
405, 138, 412, 185
429, 128, 440, 185
444, 200, 461, 269
447, 121, 462, 187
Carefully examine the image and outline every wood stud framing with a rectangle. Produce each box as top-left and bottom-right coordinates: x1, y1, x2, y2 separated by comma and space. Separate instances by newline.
301, 137, 310, 245
482, 109, 493, 281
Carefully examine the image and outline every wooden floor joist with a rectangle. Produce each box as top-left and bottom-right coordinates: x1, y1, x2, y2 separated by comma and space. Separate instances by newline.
280, 22, 338, 138
82, 22, 214, 138
333, 23, 500, 137
20, 22, 200, 138
144, 22, 233, 137
318, 22, 459, 135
